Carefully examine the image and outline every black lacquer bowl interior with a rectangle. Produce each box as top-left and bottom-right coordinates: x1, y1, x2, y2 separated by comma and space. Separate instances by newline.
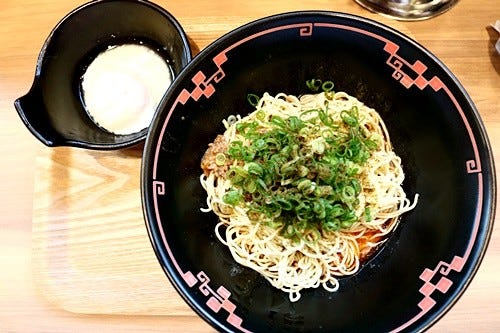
141, 11, 495, 333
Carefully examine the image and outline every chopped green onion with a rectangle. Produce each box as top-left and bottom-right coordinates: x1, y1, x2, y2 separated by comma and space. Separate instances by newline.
321, 80, 334, 92
223, 190, 242, 205
297, 179, 312, 192
306, 79, 322, 92
365, 207, 373, 222
221, 85, 379, 242
341, 109, 358, 127
243, 179, 257, 193
256, 109, 266, 121
215, 153, 226, 166
247, 93, 260, 107
246, 162, 264, 176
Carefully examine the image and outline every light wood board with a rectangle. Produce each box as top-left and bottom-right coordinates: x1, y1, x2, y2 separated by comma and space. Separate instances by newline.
31, 146, 190, 315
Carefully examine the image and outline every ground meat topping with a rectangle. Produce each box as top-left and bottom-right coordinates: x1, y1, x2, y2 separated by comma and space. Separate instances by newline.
201, 135, 230, 178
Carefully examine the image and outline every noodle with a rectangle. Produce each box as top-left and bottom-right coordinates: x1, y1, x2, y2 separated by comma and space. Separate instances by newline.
200, 90, 418, 302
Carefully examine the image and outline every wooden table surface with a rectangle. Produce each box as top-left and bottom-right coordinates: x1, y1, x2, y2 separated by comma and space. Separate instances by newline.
1, 0, 499, 332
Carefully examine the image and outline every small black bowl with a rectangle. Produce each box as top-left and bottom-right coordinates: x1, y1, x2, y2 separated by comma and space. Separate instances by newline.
15, 0, 191, 150
142, 11, 495, 333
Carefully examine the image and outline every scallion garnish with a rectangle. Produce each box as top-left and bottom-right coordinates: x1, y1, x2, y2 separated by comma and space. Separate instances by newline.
221, 88, 378, 242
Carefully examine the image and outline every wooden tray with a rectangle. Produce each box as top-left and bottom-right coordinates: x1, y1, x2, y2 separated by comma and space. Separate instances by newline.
29, 22, 417, 317
31, 146, 191, 315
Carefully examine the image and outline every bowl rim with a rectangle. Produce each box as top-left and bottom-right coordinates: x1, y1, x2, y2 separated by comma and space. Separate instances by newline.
141, 10, 496, 332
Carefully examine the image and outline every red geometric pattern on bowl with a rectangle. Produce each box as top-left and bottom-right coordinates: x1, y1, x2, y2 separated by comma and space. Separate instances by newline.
417, 256, 465, 312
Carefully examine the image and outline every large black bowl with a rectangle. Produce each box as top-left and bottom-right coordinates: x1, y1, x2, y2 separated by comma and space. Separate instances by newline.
141, 11, 495, 332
